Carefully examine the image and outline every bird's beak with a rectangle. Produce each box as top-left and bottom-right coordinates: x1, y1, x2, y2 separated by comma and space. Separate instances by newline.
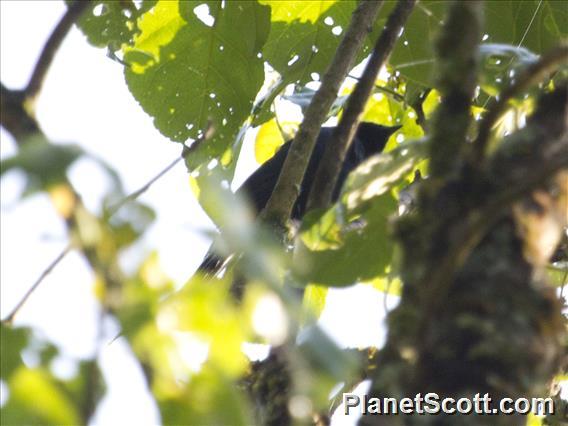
388, 124, 403, 135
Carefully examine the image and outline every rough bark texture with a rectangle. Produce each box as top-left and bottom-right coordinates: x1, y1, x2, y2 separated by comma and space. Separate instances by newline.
360, 74, 567, 426
246, 351, 292, 426
357, 1, 567, 424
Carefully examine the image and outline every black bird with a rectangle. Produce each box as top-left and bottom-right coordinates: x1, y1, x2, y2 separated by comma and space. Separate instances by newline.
199, 122, 400, 273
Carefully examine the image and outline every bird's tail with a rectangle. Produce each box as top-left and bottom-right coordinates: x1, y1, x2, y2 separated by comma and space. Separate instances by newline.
197, 252, 224, 274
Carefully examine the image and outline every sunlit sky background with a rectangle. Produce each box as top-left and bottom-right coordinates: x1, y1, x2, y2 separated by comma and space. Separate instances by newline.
0, 2, 398, 424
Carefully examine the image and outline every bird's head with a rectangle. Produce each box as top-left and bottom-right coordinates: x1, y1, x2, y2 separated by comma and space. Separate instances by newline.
356, 122, 401, 156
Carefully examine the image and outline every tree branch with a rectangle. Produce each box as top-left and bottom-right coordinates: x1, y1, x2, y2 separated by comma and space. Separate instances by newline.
307, 0, 417, 212
428, 0, 482, 178
472, 45, 568, 165
106, 156, 182, 216
346, 73, 406, 103
1, 83, 40, 144
0, 1, 148, 327
1, 245, 72, 325
25, 0, 91, 100
423, 83, 568, 320
259, 0, 385, 227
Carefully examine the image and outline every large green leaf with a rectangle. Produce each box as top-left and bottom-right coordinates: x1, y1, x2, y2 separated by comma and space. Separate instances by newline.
484, 1, 567, 53
261, 1, 382, 86
124, 1, 270, 169
69, 0, 156, 50
386, 1, 447, 88
389, 1, 567, 87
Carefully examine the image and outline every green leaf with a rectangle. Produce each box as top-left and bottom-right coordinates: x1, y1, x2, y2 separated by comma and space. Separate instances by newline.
297, 140, 427, 286
261, 1, 337, 23
69, 0, 156, 50
341, 139, 428, 210
478, 44, 539, 97
297, 194, 397, 286
159, 365, 253, 426
195, 171, 288, 288
301, 284, 329, 324
387, 1, 446, 88
0, 137, 83, 194
3, 367, 82, 426
0, 324, 30, 380
484, 1, 567, 54
261, 1, 382, 86
546, 264, 568, 287
389, 1, 566, 88
124, 0, 271, 171
169, 274, 249, 377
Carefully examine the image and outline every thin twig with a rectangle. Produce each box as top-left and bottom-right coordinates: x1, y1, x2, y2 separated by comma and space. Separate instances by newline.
109, 122, 215, 216
25, 1, 91, 100
106, 156, 183, 216
347, 73, 406, 103
4, 156, 184, 322
409, 88, 431, 131
472, 45, 568, 165
2, 244, 72, 325
307, 0, 417, 211
2, 158, 183, 324
259, 0, 385, 226
2, 124, 215, 322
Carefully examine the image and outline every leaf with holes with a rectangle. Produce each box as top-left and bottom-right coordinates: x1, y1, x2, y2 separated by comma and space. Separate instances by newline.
123, 1, 270, 170
69, 0, 156, 50
261, 1, 383, 86
389, 1, 566, 88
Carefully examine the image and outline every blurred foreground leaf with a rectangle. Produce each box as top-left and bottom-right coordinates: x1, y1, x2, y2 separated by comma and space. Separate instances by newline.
297, 140, 427, 286
159, 365, 252, 426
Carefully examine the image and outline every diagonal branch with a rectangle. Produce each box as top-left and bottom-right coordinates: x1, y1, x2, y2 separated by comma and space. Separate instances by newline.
1, 2, 90, 144
307, 0, 417, 212
25, 1, 91, 100
2, 245, 72, 325
259, 0, 385, 227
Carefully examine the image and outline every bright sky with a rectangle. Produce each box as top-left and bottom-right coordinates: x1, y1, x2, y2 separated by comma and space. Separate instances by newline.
0, 2, 397, 425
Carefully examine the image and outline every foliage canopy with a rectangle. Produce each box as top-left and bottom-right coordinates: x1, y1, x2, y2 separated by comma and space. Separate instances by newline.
1, 1, 566, 425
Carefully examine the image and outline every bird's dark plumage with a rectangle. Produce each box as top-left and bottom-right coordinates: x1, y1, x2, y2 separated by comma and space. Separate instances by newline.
199, 122, 400, 273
